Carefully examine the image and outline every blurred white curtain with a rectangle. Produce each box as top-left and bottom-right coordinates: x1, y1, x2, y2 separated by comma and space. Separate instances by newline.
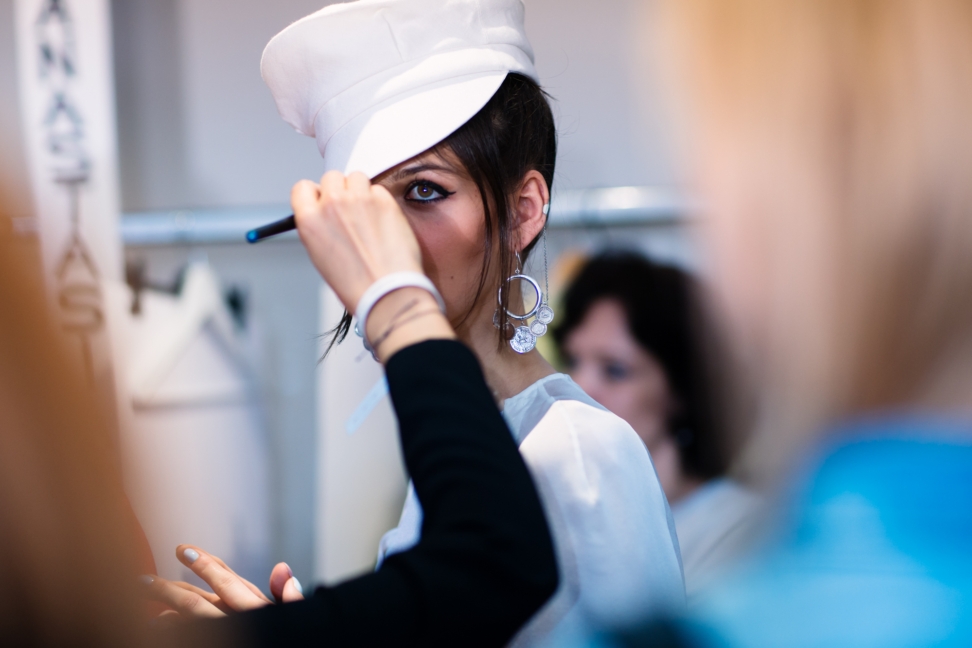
121, 261, 271, 586
315, 285, 408, 584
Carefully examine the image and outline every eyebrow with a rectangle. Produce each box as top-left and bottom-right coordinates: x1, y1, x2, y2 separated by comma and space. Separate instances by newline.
391, 162, 457, 182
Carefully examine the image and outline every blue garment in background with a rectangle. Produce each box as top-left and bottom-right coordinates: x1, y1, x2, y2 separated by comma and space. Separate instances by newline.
591, 415, 972, 648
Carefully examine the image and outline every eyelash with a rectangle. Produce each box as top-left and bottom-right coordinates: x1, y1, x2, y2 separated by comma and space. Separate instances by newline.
404, 179, 454, 204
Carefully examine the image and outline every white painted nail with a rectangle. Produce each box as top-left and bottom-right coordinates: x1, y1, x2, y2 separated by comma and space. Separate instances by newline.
183, 548, 200, 563
290, 577, 303, 595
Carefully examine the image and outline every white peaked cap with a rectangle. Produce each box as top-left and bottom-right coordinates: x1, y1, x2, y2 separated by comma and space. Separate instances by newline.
261, 0, 538, 179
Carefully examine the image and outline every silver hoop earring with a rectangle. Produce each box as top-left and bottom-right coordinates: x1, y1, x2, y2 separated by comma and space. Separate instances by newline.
494, 241, 556, 354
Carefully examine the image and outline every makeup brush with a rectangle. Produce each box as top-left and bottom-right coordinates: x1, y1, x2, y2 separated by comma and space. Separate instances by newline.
246, 214, 296, 243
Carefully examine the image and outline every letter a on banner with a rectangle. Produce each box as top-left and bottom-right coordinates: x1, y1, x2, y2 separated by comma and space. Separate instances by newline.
14, 0, 124, 392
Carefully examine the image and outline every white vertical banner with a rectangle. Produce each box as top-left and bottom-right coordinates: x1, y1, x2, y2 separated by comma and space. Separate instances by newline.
14, 0, 123, 386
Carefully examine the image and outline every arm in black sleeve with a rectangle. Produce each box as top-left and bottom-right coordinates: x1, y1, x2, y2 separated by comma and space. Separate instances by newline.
231, 339, 558, 647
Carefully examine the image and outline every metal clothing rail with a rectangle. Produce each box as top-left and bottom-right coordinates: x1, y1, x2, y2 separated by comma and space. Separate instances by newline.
119, 186, 690, 246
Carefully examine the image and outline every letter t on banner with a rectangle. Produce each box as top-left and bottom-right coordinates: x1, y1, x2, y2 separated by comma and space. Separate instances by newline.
14, 0, 124, 392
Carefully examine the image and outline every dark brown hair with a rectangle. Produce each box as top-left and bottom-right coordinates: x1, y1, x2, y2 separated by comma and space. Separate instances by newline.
323, 72, 557, 355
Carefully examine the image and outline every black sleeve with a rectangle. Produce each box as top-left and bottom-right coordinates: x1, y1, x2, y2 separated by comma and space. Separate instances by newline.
229, 339, 559, 647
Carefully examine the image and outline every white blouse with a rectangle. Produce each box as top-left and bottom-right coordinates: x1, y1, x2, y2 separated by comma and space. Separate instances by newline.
376, 373, 685, 644
671, 478, 761, 605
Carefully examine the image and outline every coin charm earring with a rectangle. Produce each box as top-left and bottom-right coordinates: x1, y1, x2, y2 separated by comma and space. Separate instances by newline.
496, 204, 556, 354
498, 272, 542, 353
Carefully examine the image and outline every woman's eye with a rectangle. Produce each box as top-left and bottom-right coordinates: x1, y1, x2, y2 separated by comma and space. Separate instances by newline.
405, 182, 448, 202
604, 363, 630, 381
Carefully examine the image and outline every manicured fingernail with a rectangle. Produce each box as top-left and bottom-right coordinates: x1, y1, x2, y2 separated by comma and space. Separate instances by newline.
183, 548, 200, 563
290, 577, 303, 595
140, 574, 155, 586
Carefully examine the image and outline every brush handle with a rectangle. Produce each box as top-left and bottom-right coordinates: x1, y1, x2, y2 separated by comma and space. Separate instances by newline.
246, 214, 296, 243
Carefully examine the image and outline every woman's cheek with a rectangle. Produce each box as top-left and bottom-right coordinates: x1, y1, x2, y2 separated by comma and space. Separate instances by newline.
612, 374, 667, 440
606, 382, 649, 424
410, 217, 484, 316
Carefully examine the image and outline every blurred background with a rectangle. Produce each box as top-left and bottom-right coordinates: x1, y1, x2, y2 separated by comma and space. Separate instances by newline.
0, 0, 698, 591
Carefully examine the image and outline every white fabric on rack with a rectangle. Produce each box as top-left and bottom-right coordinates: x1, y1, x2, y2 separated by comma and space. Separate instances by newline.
122, 262, 270, 587
376, 373, 685, 644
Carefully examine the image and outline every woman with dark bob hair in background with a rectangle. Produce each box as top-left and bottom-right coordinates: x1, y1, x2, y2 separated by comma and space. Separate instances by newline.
554, 252, 758, 601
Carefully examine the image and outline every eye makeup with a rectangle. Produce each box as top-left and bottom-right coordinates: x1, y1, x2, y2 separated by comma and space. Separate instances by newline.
246, 159, 460, 243
404, 179, 455, 203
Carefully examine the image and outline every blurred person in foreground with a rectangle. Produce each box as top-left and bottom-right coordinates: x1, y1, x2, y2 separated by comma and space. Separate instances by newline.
554, 252, 759, 602
602, 0, 972, 645
0, 234, 187, 646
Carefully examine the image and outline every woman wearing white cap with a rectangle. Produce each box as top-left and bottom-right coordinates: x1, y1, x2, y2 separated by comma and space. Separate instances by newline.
144, 0, 683, 644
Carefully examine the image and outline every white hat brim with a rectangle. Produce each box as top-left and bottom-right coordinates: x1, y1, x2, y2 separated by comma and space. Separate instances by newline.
321, 71, 509, 179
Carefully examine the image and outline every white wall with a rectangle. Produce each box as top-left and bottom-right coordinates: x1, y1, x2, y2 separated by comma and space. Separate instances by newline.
529, 0, 678, 191
112, 0, 332, 211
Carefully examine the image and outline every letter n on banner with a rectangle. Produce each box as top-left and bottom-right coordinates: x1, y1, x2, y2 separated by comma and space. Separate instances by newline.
14, 0, 125, 398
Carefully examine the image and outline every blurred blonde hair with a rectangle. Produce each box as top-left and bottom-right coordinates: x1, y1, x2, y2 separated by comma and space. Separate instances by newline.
0, 234, 147, 645
660, 1, 972, 473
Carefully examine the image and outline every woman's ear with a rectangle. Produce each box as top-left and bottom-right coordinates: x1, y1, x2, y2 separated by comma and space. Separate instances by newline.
514, 170, 550, 251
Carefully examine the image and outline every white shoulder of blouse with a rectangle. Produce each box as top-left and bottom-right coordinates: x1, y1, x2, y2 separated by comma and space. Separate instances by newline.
502, 373, 655, 476
501, 373, 606, 442
506, 374, 687, 622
